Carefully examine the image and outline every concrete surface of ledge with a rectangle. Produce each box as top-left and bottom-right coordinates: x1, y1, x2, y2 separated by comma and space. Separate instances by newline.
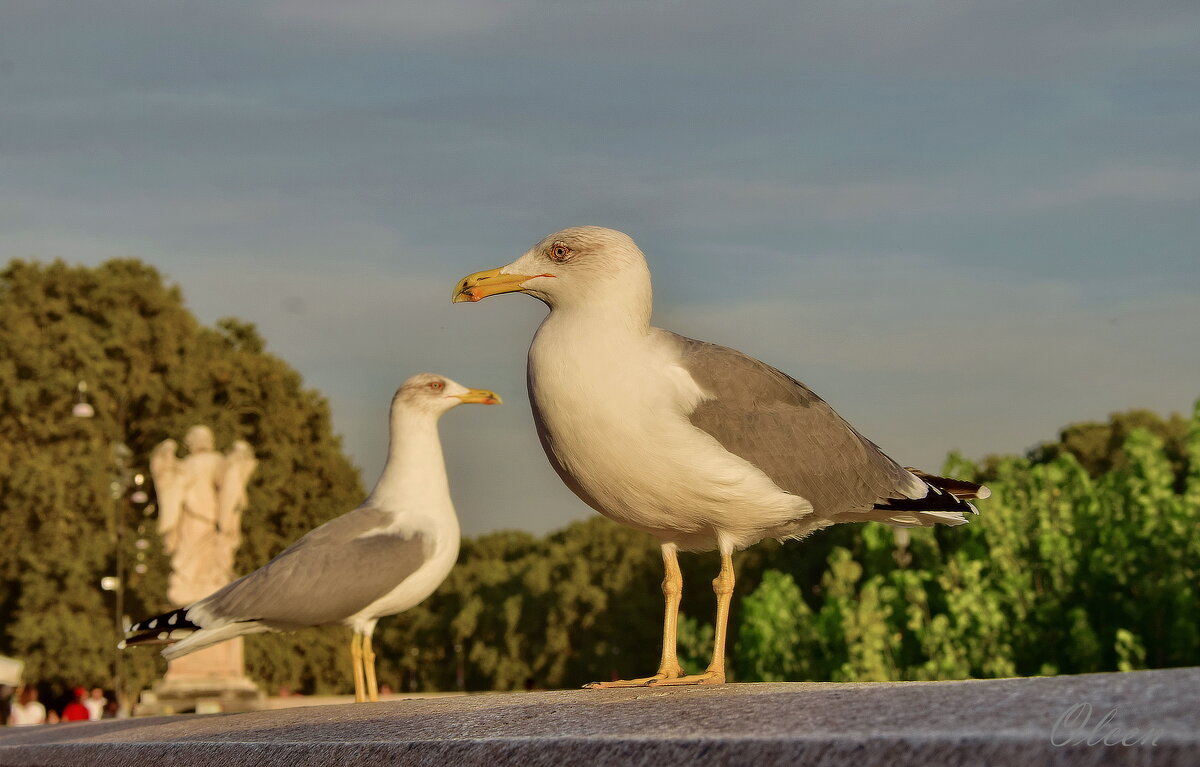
1, 668, 1196, 766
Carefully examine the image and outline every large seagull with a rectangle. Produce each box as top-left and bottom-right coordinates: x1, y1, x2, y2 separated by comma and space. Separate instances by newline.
454, 226, 988, 687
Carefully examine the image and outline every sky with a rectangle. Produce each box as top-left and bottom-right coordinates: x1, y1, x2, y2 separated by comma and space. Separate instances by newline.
3, 1, 1198, 537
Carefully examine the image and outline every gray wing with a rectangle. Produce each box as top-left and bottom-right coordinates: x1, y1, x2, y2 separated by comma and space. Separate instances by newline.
197, 507, 430, 630
670, 332, 920, 518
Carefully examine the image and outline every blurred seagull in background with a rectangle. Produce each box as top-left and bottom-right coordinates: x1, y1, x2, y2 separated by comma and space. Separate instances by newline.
454, 226, 988, 687
122, 374, 501, 702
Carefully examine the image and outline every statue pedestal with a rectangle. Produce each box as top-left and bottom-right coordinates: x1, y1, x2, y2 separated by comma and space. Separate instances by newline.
136, 638, 263, 715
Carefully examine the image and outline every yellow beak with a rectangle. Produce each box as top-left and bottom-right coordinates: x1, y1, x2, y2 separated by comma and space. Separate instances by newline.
453, 388, 502, 405
452, 268, 539, 303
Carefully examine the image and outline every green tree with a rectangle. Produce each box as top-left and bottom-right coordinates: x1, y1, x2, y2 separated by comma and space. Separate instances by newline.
0, 259, 363, 700
735, 570, 812, 681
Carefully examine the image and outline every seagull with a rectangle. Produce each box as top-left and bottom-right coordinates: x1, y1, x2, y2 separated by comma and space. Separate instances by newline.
453, 226, 988, 687
121, 374, 501, 702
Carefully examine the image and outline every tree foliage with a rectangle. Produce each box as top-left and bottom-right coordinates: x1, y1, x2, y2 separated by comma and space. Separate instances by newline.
0, 259, 362, 699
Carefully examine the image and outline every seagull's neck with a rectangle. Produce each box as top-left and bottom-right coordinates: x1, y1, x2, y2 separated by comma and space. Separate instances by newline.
364, 408, 453, 514
547, 280, 653, 337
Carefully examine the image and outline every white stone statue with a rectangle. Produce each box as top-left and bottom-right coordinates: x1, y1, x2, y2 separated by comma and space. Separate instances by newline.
150, 426, 257, 606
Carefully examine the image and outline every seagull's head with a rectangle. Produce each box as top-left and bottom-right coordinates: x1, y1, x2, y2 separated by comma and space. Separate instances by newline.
393, 373, 502, 417
452, 226, 652, 314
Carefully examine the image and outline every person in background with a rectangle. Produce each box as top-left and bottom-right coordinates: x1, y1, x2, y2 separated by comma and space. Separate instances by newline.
0, 685, 12, 726
61, 687, 89, 722
83, 687, 107, 721
9, 687, 46, 726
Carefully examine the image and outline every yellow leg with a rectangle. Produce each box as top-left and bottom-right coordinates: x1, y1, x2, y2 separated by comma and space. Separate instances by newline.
586, 543, 686, 688
350, 632, 366, 703
363, 632, 379, 703
658, 544, 685, 678
649, 550, 732, 686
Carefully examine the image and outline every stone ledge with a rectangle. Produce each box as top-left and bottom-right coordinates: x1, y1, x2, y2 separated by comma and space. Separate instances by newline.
2, 668, 1196, 766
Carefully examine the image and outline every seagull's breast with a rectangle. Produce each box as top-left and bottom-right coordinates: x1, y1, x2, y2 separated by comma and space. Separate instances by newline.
528, 319, 807, 549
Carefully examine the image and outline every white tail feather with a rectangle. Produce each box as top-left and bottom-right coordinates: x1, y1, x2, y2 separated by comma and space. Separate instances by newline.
833, 508, 969, 528
160, 621, 267, 660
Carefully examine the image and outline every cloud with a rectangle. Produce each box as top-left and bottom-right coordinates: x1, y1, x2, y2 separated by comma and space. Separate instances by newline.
262, 0, 525, 41
1017, 166, 1200, 209
242, 0, 1200, 82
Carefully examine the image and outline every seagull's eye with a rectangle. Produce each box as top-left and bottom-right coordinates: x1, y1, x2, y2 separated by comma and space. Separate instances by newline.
549, 243, 572, 262
428, 380, 444, 391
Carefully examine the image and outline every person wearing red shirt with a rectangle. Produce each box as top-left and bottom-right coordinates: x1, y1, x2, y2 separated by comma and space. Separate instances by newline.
60, 687, 89, 722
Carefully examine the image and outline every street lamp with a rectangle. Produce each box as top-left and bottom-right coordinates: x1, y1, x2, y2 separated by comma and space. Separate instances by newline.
73, 380, 141, 714
72, 381, 95, 419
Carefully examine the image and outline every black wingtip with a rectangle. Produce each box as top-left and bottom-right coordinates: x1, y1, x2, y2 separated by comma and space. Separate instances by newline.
119, 630, 172, 649
874, 479, 982, 515
121, 606, 200, 649
903, 468, 991, 502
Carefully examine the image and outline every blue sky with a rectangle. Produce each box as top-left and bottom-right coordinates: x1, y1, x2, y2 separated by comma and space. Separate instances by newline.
3, 1, 1198, 535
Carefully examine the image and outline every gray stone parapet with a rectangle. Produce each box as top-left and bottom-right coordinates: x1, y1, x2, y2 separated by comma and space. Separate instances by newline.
1, 668, 1195, 766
